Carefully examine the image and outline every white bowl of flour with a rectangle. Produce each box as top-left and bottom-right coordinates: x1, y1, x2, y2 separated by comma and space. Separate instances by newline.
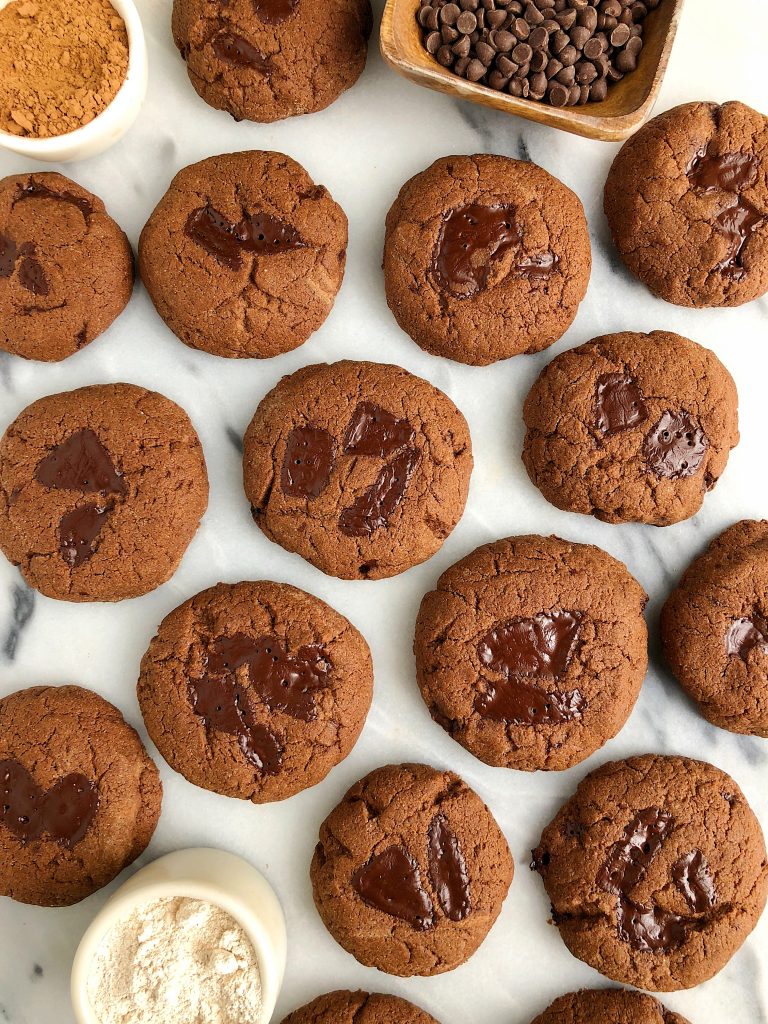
70, 848, 286, 1024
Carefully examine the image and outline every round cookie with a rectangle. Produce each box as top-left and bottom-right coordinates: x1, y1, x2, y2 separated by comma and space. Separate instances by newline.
172, 0, 372, 123
242, 360, 473, 580
604, 100, 768, 308
139, 152, 348, 358
522, 331, 739, 526
0, 172, 133, 362
532, 754, 768, 992
383, 154, 591, 366
281, 990, 441, 1024
415, 535, 648, 772
138, 581, 373, 802
661, 520, 768, 737
310, 762, 513, 976
530, 989, 691, 1024
0, 383, 208, 602
0, 685, 162, 907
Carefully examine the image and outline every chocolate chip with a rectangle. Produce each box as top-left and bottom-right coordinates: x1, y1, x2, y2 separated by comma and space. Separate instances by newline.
512, 41, 533, 62
512, 16, 531, 37
555, 63, 576, 84
590, 76, 608, 100
426, 29, 442, 51
552, 28, 569, 51
466, 57, 487, 78
545, 56, 563, 76
454, 54, 471, 72
456, 9, 478, 31
441, 23, 459, 40
555, 7, 576, 27
529, 69, 547, 96
441, 2, 461, 23
529, 25, 549, 47
487, 9, 508, 27
548, 80, 569, 105
452, 33, 472, 55
530, 48, 548, 70
525, 2, 545, 23
615, 47, 636, 71
569, 24, 591, 49
497, 52, 517, 73
577, 5, 597, 30
559, 43, 579, 65
437, 43, 455, 63
488, 69, 510, 87
476, 40, 496, 63
575, 59, 597, 82
582, 35, 603, 58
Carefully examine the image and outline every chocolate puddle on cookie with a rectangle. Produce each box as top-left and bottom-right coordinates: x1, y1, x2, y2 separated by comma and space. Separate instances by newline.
352, 845, 435, 930
13, 179, 93, 221
339, 446, 420, 537
644, 411, 709, 480
0, 234, 50, 295
185, 204, 305, 270
1, 759, 98, 849
342, 402, 415, 458
427, 814, 471, 922
211, 30, 272, 73
252, 0, 298, 23
595, 373, 649, 435
281, 425, 336, 499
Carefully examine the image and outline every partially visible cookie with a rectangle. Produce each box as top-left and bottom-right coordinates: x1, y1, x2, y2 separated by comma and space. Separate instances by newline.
139, 152, 347, 358
532, 754, 768, 991
280, 990, 441, 1024
310, 763, 513, 976
530, 989, 691, 1024
661, 520, 768, 737
0, 383, 208, 601
522, 331, 739, 525
604, 100, 768, 307
243, 361, 473, 580
415, 535, 648, 772
172, 0, 372, 123
0, 685, 162, 907
0, 172, 133, 361
383, 154, 591, 365
138, 581, 373, 802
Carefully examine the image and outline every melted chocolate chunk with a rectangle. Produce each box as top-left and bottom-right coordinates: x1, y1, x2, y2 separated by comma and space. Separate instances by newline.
476, 678, 586, 724
35, 429, 126, 495
212, 31, 272, 71
725, 615, 768, 660
342, 402, 415, 458
0, 232, 18, 278
59, 504, 111, 567
427, 814, 471, 922
17, 245, 49, 296
252, 0, 298, 22
595, 372, 649, 435
185, 204, 305, 271
713, 199, 765, 280
281, 425, 335, 499
513, 251, 559, 280
351, 845, 434, 930
597, 807, 674, 897
339, 446, 420, 537
14, 179, 93, 221
644, 411, 709, 479
615, 901, 693, 952
0, 759, 98, 848
672, 850, 716, 914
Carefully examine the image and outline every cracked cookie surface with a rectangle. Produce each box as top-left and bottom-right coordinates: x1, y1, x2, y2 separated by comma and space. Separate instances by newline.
0, 172, 133, 362
604, 101, 768, 308
532, 754, 768, 991
242, 360, 473, 580
280, 989, 440, 1024
310, 762, 513, 976
661, 520, 768, 737
383, 154, 591, 366
137, 580, 373, 802
0, 383, 209, 602
415, 535, 648, 772
138, 151, 348, 358
0, 685, 161, 907
522, 331, 739, 526
172, 0, 372, 123
529, 988, 690, 1024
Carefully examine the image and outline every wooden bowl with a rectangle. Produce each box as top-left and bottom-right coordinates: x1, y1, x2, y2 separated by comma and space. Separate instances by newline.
380, 0, 685, 142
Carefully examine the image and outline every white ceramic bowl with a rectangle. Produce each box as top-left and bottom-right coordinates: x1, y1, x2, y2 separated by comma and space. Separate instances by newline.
70, 848, 287, 1024
0, 0, 147, 162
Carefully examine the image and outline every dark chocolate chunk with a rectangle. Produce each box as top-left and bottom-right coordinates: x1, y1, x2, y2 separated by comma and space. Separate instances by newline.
0, 759, 98, 849
185, 204, 304, 271
342, 402, 415, 458
427, 814, 472, 922
35, 429, 126, 495
595, 372, 648, 434
211, 31, 272, 72
351, 845, 435, 930
338, 446, 420, 537
281, 425, 335, 499
644, 411, 708, 479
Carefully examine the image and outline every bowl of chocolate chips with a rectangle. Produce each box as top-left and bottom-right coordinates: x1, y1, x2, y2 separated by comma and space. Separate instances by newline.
380, 0, 684, 141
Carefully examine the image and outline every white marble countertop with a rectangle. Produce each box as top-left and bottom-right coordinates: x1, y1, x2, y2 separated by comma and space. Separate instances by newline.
1, 1, 767, 1021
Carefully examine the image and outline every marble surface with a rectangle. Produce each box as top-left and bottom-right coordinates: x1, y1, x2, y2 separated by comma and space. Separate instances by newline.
1, 0, 768, 1021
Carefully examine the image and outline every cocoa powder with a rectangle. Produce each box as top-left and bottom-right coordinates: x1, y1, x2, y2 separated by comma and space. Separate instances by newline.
0, 0, 129, 138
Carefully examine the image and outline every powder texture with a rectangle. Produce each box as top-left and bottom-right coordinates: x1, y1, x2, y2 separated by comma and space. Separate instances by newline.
0, 0, 129, 138
87, 896, 263, 1024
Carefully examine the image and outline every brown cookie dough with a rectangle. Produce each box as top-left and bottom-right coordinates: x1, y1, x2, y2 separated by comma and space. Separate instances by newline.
604, 101, 768, 308
530, 989, 691, 1024
415, 535, 648, 772
172, 0, 372, 123
383, 154, 591, 366
0, 685, 162, 907
531, 754, 768, 992
280, 990, 441, 1024
242, 360, 473, 580
661, 520, 768, 737
310, 762, 513, 976
138, 581, 373, 802
139, 151, 348, 358
0, 172, 134, 362
0, 383, 208, 602
522, 331, 739, 526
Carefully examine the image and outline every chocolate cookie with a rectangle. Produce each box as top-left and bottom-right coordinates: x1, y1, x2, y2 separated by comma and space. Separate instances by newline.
172, 0, 372, 123
605, 101, 768, 307
0, 685, 162, 907
137, 581, 373, 802
280, 990, 441, 1024
0, 172, 133, 362
530, 989, 691, 1024
0, 384, 208, 602
661, 520, 768, 737
310, 762, 513, 976
415, 535, 647, 772
243, 361, 473, 580
139, 152, 348, 358
522, 331, 739, 526
383, 154, 591, 366
532, 754, 768, 991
